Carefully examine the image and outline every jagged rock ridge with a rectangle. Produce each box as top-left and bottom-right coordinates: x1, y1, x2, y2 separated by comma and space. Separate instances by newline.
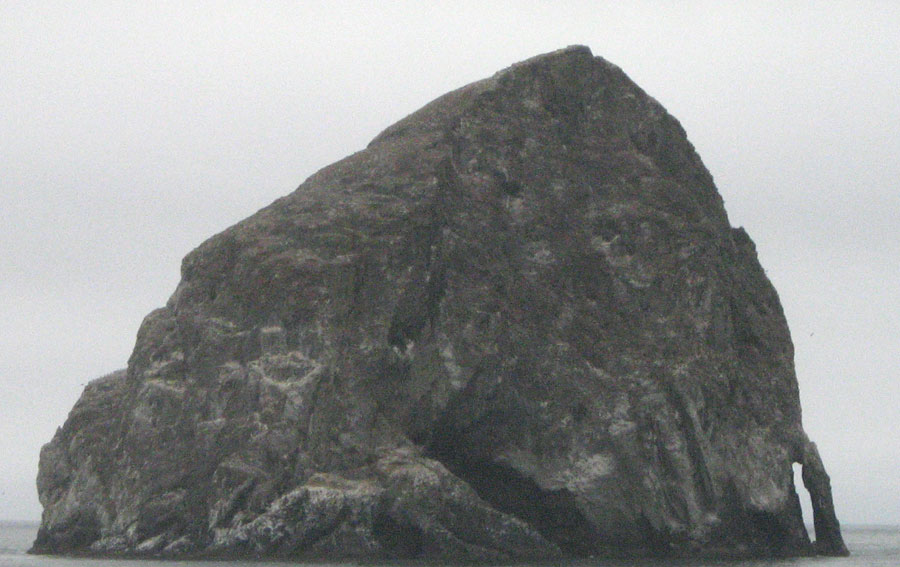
33, 46, 847, 560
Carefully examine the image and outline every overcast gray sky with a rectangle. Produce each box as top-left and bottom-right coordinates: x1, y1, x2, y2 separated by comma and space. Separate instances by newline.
1, 2, 897, 525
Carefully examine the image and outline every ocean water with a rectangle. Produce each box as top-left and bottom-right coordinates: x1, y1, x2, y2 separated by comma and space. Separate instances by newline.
1, 522, 898, 567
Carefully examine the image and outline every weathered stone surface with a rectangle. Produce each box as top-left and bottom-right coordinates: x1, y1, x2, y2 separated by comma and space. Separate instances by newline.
33, 46, 847, 559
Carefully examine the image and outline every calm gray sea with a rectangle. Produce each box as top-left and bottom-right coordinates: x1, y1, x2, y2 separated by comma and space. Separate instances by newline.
1, 522, 898, 567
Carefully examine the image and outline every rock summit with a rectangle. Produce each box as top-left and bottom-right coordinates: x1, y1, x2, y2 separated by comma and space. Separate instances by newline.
33, 46, 847, 560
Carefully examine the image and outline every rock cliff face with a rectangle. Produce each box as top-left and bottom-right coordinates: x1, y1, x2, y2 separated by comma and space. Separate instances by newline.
33, 46, 847, 559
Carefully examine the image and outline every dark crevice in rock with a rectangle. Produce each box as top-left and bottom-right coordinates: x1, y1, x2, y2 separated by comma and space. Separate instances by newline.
387, 160, 454, 349
746, 510, 806, 558
661, 380, 716, 509
372, 506, 427, 558
426, 427, 597, 557
210, 478, 256, 528
489, 167, 523, 197
729, 297, 764, 352
276, 503, 352, 556
716, 475, 815, 558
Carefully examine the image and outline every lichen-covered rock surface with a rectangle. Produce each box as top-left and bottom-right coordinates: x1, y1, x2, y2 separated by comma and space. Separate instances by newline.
33, 46, 847, 560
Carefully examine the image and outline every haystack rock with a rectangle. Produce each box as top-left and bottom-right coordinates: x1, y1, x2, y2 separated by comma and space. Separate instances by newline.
33, 46, 847, 560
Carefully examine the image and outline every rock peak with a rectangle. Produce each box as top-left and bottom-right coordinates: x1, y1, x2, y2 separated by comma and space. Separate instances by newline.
33, 48, 846, 560
499, 44, 594, 69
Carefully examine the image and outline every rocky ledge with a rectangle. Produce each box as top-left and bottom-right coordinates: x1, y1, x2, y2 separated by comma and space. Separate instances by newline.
33, 46, 847, 560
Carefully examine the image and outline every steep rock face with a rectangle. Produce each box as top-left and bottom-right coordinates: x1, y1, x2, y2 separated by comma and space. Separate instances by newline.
33, 46, 847, 559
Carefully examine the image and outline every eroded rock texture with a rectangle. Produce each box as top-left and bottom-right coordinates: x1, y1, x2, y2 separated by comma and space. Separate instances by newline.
33, 46, 847, 560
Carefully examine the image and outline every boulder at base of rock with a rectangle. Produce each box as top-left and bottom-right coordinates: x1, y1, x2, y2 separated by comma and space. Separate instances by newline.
32, 46, 847, 560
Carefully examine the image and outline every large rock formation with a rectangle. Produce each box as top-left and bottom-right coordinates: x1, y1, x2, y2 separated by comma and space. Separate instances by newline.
33, 46, 847, 560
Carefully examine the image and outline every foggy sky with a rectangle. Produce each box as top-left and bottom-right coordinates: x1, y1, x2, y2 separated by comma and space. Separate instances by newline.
1, 2, 897, 525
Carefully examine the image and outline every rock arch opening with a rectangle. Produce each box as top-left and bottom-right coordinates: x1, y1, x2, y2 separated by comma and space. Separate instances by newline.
792, 462, 813, 540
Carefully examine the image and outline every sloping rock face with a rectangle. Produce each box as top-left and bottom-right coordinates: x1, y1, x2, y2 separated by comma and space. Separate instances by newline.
33, 46, 847, 559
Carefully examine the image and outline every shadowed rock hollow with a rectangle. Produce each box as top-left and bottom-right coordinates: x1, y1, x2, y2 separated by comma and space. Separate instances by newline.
33, 46, 847, 560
